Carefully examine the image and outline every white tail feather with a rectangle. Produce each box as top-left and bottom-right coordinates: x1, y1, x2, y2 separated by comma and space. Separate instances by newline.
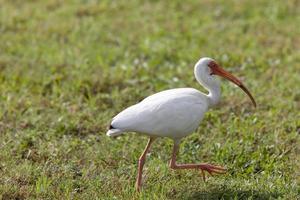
106, 129, 123, 137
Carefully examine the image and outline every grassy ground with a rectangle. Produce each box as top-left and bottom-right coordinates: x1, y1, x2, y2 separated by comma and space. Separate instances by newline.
0, 0, 299, 199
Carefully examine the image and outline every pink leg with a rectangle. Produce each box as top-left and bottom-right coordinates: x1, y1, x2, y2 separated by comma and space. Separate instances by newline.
135, 137, 155, 192
169, 142, 226, 181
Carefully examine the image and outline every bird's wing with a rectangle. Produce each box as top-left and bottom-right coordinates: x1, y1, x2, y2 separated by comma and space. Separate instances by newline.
141, 88, 206, 103
111, 88, 209, 138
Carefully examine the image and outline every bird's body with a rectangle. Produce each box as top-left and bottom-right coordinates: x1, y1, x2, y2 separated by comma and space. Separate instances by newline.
106, 57, 256, 191
108, 88, 209, 139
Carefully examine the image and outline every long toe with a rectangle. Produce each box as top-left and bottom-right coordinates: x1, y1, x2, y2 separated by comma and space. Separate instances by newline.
199, 164, 227, 180
206, 164, 226, 171
209, 166, 226, 174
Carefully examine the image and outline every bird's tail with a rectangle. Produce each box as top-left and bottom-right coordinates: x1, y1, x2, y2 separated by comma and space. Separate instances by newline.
106, 128, 124, 137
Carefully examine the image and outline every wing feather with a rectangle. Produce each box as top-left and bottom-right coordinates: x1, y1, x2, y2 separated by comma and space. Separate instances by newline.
111, 88, 209, 138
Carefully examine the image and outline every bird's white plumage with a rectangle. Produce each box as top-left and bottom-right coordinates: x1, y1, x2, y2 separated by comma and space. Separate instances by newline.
107, 57, 223, 140
110, 88, 209, 139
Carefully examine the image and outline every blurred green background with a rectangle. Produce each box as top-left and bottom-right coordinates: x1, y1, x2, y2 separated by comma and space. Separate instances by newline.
0, 0, 299, 199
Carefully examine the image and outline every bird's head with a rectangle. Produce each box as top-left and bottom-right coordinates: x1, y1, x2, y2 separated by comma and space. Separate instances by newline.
195, 57, 256, 107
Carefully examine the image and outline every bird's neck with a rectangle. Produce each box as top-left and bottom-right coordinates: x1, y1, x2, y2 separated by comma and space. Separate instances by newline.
207, 86, 221, 106
194, 69, 221, 107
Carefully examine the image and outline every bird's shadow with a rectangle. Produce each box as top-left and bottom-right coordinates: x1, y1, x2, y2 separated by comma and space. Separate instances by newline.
173, 185, 282, 200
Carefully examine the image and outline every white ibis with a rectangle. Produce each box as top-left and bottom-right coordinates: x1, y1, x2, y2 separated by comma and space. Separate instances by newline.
106, 57, 256, 191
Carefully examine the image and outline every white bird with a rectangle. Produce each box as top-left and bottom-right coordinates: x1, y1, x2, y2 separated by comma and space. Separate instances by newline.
106, 57, 256, 191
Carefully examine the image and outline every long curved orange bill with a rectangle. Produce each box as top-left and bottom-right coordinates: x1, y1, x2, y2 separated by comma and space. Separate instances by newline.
210, 63, 257, 107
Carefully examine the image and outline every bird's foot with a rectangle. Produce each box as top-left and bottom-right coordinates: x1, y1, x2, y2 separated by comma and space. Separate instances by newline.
198, 163, 226, 181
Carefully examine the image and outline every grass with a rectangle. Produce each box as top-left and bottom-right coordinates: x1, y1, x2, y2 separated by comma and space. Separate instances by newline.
0, 0, 299, 199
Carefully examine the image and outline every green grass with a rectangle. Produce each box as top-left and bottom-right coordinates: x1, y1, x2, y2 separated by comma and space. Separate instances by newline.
0, 0, 299, 199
